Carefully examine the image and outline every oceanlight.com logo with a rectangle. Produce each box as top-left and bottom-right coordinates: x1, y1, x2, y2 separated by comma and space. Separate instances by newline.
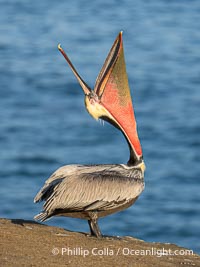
51, 247, 193, 258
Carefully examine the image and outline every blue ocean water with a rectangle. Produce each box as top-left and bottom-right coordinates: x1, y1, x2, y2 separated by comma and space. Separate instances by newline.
0, 0, 199, 253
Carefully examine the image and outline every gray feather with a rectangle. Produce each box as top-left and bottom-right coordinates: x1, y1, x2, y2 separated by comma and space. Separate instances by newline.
34, 164, 144, 220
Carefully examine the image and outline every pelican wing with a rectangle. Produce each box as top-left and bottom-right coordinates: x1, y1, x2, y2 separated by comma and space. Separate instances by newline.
34, 165, 144, 221
34, 165, 80, 203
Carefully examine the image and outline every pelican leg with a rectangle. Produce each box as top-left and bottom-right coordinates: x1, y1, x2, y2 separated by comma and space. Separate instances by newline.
88, 212, 102, 238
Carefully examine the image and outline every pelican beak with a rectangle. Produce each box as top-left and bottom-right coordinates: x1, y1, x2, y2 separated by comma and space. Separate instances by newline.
58, 32, 143, 165
58, 44, 91, 95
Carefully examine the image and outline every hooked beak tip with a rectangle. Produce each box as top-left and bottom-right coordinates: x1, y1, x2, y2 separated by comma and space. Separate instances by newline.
58, 43, 61, 50
119, 31, 123, 40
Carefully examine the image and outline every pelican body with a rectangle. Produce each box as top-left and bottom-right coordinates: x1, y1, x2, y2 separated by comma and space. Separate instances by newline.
34, 32, 145, 237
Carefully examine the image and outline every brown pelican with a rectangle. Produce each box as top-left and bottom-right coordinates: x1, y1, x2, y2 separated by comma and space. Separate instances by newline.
34, 32, 145, 237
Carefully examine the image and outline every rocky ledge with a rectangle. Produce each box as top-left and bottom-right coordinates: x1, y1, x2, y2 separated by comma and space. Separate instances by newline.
0, 218, 199, 267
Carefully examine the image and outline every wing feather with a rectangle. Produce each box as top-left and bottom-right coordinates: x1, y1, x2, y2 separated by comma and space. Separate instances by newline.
36, 165, 144, 216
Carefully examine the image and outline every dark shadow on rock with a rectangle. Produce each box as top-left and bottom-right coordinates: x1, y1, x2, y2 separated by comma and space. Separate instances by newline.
11, 218, 45, 227
9, 219, 129, 240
